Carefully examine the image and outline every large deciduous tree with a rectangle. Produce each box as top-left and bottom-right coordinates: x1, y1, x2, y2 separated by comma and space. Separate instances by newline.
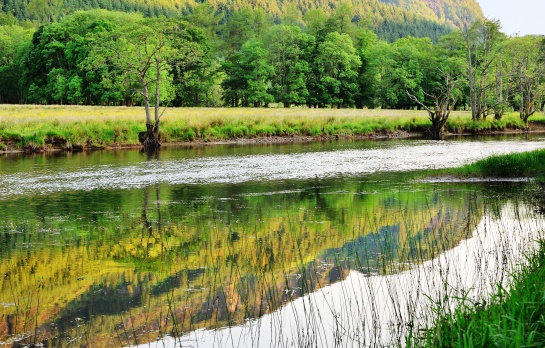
461, 19, 504, 120
23, 10, 143, 105
0, 25, 33, 103
86, 17, 205, 149
264, 25, 313, 107
504, 36, 545, 124
388, 37, 434, 109
354, 28, 378, 109
363, 36, 434, 110
221, 36, 275, 107
168, 21, 213, 107
310, 32, 361, 108
239, 38, 274, 107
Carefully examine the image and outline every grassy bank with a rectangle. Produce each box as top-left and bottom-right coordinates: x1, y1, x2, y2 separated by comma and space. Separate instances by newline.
443, 149, 545, 178
0, 105, 544, 151
412, 240, 545, 347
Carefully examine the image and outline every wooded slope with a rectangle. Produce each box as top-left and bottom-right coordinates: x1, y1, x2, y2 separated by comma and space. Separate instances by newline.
2, 0, 483, 30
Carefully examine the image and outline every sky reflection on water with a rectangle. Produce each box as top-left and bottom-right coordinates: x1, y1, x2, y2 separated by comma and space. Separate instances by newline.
1, 137, 545, 197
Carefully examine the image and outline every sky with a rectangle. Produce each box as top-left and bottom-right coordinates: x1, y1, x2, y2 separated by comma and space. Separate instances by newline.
477, 0, 545, 36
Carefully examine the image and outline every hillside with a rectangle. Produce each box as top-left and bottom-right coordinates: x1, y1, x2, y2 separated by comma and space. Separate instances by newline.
2, 0, 484, 32
378, 0, 483, 28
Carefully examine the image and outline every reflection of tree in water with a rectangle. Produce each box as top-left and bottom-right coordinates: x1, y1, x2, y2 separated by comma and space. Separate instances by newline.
0, 179, 514, 347
140, 186, 164, 258
532, 179, 545, 215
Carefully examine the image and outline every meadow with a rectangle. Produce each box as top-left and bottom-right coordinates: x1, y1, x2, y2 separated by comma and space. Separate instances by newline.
0, 105, 543, 151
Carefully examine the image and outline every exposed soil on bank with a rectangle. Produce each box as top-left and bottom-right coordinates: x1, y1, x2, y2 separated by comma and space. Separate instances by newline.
0, 130, 416, 154
416, 176, 531, 183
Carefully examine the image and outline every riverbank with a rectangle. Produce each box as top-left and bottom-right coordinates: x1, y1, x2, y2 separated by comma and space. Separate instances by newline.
1, 105, 544, 152
412, 149, 545, 347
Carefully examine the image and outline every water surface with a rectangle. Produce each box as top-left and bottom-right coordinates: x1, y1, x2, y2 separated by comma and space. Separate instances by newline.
1, 135, 545, 197
0, 135, 544, 347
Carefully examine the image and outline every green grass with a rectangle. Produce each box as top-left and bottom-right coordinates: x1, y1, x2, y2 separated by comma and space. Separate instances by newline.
412, 240, 545, 348
0, 105, 543, 151
443, 149, 545, 178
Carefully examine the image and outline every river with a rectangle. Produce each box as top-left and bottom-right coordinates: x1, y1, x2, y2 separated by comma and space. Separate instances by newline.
0, 134, 544, 347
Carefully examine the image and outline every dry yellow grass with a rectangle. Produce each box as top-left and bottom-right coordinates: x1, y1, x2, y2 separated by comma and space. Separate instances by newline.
0, 104, 450, 123
0, 104, 540, 151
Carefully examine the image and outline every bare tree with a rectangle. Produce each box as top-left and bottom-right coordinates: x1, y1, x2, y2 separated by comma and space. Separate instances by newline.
407, 74, 460, 139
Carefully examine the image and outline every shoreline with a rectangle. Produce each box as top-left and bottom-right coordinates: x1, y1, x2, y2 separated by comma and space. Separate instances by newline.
3, 128, 545, 154
0, 130, 416, 154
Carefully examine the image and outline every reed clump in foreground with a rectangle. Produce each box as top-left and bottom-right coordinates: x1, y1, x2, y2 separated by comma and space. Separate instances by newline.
412, 240, 545, 347
0, 105, 544, 151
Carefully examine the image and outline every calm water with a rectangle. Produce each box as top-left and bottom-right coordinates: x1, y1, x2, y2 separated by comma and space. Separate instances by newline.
1, 135, 545, 347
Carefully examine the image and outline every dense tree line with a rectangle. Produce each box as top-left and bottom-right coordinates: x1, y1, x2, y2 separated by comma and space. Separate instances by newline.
0, 6, 544, 142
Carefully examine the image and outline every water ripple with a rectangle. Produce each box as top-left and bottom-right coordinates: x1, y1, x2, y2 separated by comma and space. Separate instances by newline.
1, 139, 545, 197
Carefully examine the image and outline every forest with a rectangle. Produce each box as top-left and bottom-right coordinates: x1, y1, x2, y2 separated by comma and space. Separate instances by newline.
1, 0, 483, 28
0, 2, 543, 131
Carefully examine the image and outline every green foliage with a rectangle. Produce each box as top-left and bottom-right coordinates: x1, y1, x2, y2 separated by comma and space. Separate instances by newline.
238, 38, 274, 107
219, 7, 270, 55
23, 10, 145, 105
0, 24, 33, 103
461, 19, 507, 121
311, 32, 362, 108
502, 36, 545, 123
264, 25, 313, 107
221, 35, 274, 107
387, 37, 433, 108
1, 0, 484, 30
375, 18, 453, 43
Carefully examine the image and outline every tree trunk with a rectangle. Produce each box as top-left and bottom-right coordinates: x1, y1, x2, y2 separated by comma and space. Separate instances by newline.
154, 57, 161, 126
139, 81, 161, 150
429, 114, 448, 140
406, 82, 457, 141
494, 110, 502, 120
429, 125, 442, 140
139, 60, 162, 151
139, 121, 161, 150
